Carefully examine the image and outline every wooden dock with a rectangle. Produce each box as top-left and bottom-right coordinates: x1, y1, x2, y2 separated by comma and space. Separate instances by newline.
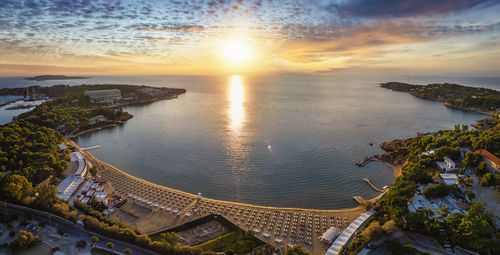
362, 178, 384, 193
352, 196, 364, 204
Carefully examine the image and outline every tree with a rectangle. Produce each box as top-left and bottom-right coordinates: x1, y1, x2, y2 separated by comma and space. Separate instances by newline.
89, 166, 98, 177
462, 152, 482, 167
479, 173, 495, 187
438, 206, 449, 217
124, 248, 132, 255
160, 232, 180, 246
445, 201, 496, 253
8, 230, 40, 251
107, 242, 114, 249
476, 162, 488, 176
382, 220, 398, 234
3, 174, 33, 202
423, 183, 453, 199
91, 235, 99, 246
286, 245, 311, 255
361, 221, 383, 240
32, 185, 57, 210
466, 190, 475, 199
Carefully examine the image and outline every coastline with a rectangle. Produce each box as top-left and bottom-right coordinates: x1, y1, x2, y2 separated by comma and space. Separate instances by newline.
70, 139, 367, 213
68, 140, 370, 255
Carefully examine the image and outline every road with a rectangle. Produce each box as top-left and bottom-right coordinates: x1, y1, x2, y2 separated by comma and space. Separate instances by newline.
2, 201, 158, 255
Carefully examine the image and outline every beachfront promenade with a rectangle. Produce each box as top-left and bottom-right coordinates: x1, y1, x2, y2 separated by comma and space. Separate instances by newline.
76, 144, 365, 255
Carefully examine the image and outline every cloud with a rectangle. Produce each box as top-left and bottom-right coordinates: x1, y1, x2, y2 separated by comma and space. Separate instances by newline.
128, 23, 206, 32
0, 0, 499, 75
335, 0, 497, 18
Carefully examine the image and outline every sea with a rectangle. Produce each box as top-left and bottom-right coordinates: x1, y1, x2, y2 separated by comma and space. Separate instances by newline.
0, 74, 498, 209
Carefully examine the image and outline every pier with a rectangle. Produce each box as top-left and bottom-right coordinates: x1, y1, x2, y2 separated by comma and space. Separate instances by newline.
352, 196, 364, 205
355, 156, 378, 167
362, 178, 384, 193
80, 145, 102, 151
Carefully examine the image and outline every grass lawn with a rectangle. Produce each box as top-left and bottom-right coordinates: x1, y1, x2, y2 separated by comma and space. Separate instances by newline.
194, 230, 265, 254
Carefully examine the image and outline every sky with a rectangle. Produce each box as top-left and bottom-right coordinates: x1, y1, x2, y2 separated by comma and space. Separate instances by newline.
0, 0, 499, 76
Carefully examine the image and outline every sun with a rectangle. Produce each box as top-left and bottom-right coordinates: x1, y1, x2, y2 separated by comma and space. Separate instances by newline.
220, 39, 252, 64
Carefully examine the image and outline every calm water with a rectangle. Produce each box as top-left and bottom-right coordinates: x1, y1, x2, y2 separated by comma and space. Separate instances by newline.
0, 75, 497, 209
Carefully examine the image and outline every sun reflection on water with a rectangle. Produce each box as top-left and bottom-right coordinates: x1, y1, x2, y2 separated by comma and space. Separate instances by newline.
229, 75, 244, 131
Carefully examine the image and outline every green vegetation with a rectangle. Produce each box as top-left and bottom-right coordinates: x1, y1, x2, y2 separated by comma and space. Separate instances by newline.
91, 236, 100, 246
285, 245, 311, 255
346, 219, 399, 254
8, 230, 41, 251
89, 166, 98, 177
0, 84, 186, 101
381, 82, 500, 113
0, 119, 68, 184
195, 230, 263, 254
153, 214, 266, 254
25, 75, 89, 81
385, 239, 429, 255
347, 113, 500, 254
75, 199, 203, 254
444, 202, 498, 252
423, 183, 456, 198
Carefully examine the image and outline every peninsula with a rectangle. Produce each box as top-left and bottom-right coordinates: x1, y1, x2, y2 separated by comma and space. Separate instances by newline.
25, 75, 90, 81
381, 82, 500, 115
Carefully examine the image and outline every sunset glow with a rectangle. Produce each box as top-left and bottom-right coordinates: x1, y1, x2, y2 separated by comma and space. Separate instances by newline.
220, 40, 252, 65
0, 1, 499, 76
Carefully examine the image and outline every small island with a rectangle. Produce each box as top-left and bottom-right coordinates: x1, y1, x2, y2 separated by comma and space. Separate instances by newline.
381, 82, 500, 115
25, 75, 90, 81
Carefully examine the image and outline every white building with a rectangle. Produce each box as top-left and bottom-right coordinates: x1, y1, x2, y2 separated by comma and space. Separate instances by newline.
70, 151, 87, 176
88, 115, 107, 125
320, 227, 341, 244
477, 150, 500, 174
84, 89, 121, 103
440, 173, 459, 185
436, 157, 457, 172
326, 211, 374, 255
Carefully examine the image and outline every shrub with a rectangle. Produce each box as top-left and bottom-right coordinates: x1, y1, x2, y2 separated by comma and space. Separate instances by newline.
423, 183, 453, 198
8, 230, 40, 251
381, 220, 397, 234
360, 221, 383, 240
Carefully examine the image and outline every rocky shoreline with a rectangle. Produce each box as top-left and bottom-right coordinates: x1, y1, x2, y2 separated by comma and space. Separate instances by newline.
380, 82, 498, 116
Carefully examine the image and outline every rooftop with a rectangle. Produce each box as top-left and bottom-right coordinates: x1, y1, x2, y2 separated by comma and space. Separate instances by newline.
477, 149, 500, 166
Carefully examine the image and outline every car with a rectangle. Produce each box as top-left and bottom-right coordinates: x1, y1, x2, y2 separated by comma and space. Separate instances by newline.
366, 244, 377, 249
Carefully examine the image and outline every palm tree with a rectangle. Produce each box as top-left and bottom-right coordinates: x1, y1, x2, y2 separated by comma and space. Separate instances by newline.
107, 242, 114, 249
124, 248, 132, 255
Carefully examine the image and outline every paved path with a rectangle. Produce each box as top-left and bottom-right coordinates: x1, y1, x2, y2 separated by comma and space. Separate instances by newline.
1, 201, 157, 255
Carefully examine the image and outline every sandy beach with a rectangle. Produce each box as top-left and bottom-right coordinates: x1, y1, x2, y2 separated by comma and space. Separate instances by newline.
68, 140, 380, 255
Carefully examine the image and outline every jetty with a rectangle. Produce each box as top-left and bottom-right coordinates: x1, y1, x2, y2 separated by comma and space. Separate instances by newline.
80, 145, 102, 151
355, 156, 377, 167
362, 178, 384, 193
352, 196, 364, 205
